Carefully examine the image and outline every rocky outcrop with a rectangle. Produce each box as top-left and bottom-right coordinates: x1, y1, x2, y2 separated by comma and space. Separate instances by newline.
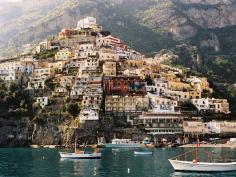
137, 0, 236, 40
178, 0, 236, 29
0, 117, 32, 147
199, 33, 221, 52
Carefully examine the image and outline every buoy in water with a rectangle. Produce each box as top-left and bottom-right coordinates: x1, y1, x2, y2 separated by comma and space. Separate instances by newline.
94, 167, 97, 176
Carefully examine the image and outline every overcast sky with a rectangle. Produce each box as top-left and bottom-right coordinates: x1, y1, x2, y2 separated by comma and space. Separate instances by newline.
5, 0, 23, 2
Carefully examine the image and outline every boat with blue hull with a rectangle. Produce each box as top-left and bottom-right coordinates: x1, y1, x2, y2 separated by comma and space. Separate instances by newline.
134, 151, 153, 155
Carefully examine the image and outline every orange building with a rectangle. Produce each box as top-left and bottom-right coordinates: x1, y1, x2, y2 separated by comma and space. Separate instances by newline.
58, 29, 78, 39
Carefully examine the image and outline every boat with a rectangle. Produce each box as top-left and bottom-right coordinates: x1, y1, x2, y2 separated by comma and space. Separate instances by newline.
169, 159, 236, 172
134, 151, 153, 155
227, 138, 236, 144
59, 151, 102, 159
59, 135, 101, 159
169, 135, 236, 172
105, 139, 141, 148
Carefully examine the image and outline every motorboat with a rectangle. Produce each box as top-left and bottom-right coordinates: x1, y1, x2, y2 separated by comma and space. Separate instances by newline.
105, 139, 141, 148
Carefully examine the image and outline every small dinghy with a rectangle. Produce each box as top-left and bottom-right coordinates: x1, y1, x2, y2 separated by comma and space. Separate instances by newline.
134, 151, 153, 155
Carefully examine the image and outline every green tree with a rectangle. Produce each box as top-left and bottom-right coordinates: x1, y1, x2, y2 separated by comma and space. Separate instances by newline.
9, 83, 19, 93
67, 103, 79, 117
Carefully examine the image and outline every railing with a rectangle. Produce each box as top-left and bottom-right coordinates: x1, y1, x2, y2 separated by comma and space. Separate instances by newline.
171, 149, 232, 163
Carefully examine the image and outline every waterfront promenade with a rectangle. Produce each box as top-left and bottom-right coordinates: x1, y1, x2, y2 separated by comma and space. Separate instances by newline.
180, 143, 236, 148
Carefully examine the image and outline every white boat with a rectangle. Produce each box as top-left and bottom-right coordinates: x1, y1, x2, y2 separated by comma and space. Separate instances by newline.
105, 139, 141, 148
59, 151, 102, 159
59, 135, 101, 159
134, 151, 153, 155
169, 159, 236, 172
169, 135, 236, 172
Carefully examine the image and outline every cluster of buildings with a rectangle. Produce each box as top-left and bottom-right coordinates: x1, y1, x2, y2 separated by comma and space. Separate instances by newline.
183, 118, 236, 135
0, 17, 234, 136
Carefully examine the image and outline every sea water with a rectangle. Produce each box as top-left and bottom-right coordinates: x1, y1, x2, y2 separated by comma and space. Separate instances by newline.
0, 147, 236, 177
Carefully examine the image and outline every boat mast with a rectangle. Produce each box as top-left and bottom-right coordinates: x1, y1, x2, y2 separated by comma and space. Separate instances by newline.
196, 134, 199, 162
74, 129, 77, 153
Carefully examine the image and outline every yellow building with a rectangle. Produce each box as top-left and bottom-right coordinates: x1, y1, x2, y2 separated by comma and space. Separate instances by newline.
103, 61, 116, 76
168, 81, 191, 91
99, 51, 118, 61
126, 60, 146, 68
105, 96, 148, 112
55, 49, 74, 61
164, 72, 178, 81
189, 90, 201, 99
199, 77, 212, 93
48, 61, 68, 72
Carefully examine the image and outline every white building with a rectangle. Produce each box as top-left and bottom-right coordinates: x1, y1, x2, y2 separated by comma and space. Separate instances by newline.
35, 40, 51, 54
79, 58, 99, 71
55, 87, 68, 93
146, 80, 168, 96
79, 109, 99, 123
0, 69, 21, 83
33, 67, 51, 79
70, 86, 84, 98
135, 112, 183, 135
79, 43, 95, 52
184, 120, 236, 134
0, 61, 33, 74
191, 98, 230, 114
36, 97, 48, 108
98, 50, 119, 61
77, 17, 97, 29
96, 35, 125, 49
148, 93, 178, 113
28, 78, 46, 90
0, 61, 34, 82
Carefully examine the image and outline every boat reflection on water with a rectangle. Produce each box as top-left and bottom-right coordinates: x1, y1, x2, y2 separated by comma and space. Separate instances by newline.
170, 171, 213, 177
59, 158, 101, 176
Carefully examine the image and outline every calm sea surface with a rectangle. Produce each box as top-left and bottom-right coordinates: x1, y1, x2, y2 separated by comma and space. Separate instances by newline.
0, 147, 236, 177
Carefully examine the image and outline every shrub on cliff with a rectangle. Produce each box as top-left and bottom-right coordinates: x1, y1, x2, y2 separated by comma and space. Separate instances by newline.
0, 83, 33, 118
66, 103, 80, 117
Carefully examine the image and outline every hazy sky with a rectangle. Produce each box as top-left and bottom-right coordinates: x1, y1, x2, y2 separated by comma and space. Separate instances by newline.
6, 0, 22, 2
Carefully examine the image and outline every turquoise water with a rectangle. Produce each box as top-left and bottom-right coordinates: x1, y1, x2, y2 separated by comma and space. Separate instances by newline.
1, 148, 236, 177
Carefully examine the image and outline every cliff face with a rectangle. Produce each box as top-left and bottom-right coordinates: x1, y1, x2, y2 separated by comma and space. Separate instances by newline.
0, 117, 31, 147
0, 0, 65, 43
1, 0, 236, 56
137, 0, 236, 40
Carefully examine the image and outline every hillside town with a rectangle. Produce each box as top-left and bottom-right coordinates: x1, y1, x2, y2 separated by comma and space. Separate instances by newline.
0, 17, 235, 145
